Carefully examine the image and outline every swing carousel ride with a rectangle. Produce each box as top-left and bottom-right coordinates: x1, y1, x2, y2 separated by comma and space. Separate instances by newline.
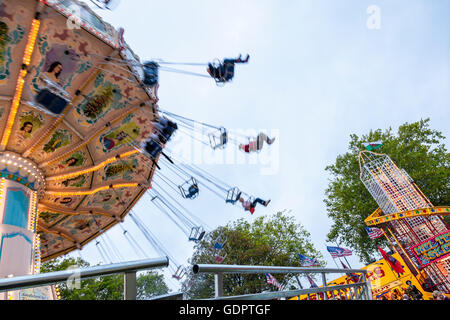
0, 0, 273, 291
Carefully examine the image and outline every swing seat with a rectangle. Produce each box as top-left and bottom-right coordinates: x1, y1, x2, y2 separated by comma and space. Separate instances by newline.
214, 242, 224, 250
179, 177, 199, 199
198, 230, 206, 241
225, 187, 241, 204
222, 61, 235, 82
35, 88, 70, 115
92, 0, 121, 10
143, 61, 159, 86
186, 185, 199, 199
189, 226, 206, 242
212, 233, 227, 250
209, 59, 234, 84
214, 255, 226, 263
160, 121, 178, 141
172, 265, 187, 280
208, 127, 228, 150
143, 139, 163, 158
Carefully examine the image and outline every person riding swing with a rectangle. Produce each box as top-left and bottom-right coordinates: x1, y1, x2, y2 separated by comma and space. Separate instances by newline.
238, 196, 271, 214
239, 132, 275, 153
152, 117, 178, 143
207, 54, 250, 83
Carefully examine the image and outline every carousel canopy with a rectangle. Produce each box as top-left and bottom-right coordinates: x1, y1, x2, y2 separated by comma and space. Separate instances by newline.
0, 0, 159, 261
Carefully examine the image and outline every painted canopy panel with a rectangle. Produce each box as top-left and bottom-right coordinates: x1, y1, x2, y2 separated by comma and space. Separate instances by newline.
1, 0, 159, 260
6, 103, 55, 154
0, 0, 36, 96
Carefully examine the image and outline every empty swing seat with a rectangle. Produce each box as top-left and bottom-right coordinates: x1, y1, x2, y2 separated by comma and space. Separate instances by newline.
143, 61, 159, 86
214, 255, 226, 264
214, 242, 225, 250
189, 226, 206, 242
197, 230, 206, 241
35, 88, 70, 115
226, 187, 241, 204
208, 127, 227, 150
172, 265, 187, 280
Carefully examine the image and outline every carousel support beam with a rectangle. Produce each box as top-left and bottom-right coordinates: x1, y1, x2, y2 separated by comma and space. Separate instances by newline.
0, 11, 41, 150
37, 225, 78, 245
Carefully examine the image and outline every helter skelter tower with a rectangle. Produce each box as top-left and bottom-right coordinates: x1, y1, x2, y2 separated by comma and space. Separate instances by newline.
359, 151, 450, 293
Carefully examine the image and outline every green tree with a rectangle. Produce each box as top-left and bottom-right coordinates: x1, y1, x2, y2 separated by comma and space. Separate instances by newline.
136, 271, 170, 300
41, 257, 169, 300
324, 119, 449, 264
183, 211, 324, 299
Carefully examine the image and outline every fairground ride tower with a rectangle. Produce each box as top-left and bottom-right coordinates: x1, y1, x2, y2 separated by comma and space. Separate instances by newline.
359, 151, 450, 293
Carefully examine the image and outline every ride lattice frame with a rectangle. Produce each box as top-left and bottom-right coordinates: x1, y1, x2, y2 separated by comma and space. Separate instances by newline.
359, 151, 450, 293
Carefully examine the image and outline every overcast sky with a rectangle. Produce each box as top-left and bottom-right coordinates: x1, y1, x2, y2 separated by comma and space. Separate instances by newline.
70, 0, 450, 291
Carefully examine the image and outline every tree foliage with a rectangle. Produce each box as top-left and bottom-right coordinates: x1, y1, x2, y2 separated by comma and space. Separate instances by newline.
183, 211, 324, 299
324, 119, 449, 264
41, 257, 169, 300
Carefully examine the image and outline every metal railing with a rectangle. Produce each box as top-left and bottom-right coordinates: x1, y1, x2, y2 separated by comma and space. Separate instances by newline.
193, 264, 372, 300
0, 257, 169, 300
149, 291, 185, 300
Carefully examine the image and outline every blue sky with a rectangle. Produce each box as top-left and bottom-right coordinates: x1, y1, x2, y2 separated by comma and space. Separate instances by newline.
71, 0, 450, 291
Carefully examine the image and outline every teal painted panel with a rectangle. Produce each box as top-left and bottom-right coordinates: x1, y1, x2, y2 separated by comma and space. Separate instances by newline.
4, 188, 29, 229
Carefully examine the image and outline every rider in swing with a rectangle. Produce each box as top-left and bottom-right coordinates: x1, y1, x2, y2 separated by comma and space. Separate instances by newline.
226, 190, 271, 214
239, 132, 276, 153
141, 117, 178, 158
207, 54, 250, 82
239, 196, 271, 214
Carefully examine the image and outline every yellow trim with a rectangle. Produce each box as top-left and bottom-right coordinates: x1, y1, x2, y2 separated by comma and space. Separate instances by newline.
364, 207, 383, 224
46, 149, 139, 181
45, 183, 139, 196
365, 206, 450, 226
39, 106, 140, 167
1, 19, 40, 149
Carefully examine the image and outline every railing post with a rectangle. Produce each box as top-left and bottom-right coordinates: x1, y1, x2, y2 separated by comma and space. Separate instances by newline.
214, 273, 223, 298
321, 272, 328, 300
124, 271, 137, 300
364, 279, 372, 300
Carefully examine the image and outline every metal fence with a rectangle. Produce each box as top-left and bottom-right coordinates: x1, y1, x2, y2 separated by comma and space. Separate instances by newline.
192, 264, 372, 300
0, 257, 169, 300
0, 259, 372, 300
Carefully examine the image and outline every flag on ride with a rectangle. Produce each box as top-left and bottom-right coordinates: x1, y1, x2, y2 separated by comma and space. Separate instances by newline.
377, 247, 405, 275
306, 274, 325, 299
306, 274, 318, 288
365, 226, 386, 239
326, 246, 352, 258
341, 262, 361, 283
363, 141, 383, 151
265, 273, 282, 290
298, 254, 320, 267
